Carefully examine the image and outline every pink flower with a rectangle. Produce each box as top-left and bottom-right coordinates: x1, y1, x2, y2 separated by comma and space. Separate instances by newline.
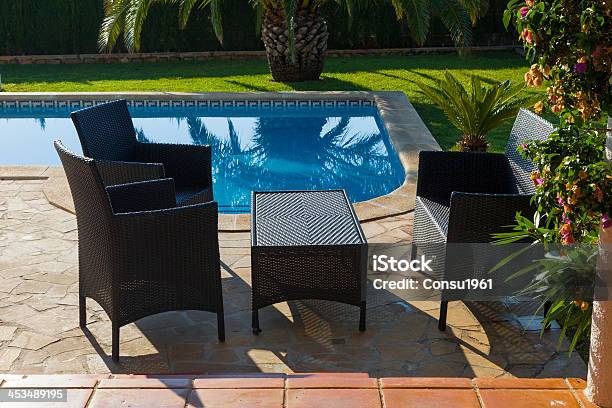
520, 7, 529, 17
519, 143, 529, 150
557, 197, 564, 206
535, 178, 543, 185
574, 62, 588, 73
603, 213, 611, 229
574, 56, 588, 73
522, 28, 534, 44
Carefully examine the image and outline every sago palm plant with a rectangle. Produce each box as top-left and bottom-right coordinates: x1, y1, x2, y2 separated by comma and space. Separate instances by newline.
99, 0, 488, 82
417, 72, 534, 151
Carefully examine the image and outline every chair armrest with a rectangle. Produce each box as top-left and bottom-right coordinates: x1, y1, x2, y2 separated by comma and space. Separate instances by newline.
110, 202, 220, 283
135, 142, 212, 188
106, 178, 177, 214
416, 151, 515, 200
447, 192, 534, 243
95, 159, 165, 186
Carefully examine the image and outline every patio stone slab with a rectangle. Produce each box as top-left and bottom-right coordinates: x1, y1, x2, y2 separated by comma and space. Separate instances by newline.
286, 376, 378, 389
287, 388, 382, 408
9, 332, 60, 351
193, 376, 285, 389
1, 374, 102, 388
380, 377, 473, 389
0, 178, 589, 379
474, 377, 569, 389
188, 388, 285, 408
479, 389, 580, 408
98, 377, 192, 388
89, 388, 190, 408
381, 388, 480, 408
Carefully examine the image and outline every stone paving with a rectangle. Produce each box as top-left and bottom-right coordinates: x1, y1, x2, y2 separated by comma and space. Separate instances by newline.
0, 179, 587, 377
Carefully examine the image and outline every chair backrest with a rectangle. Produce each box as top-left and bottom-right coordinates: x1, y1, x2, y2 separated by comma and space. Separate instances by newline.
505, 108, 555, 194
54, 140, 113, 233
70, 100, 137, 161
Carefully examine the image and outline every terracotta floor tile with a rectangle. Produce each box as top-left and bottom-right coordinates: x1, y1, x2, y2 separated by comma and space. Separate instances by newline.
287, 375, 377, 389
193, 377, 284, 389
572, 389, 599, 408
1, 374, 101, 388
567, 378, 587, 389
382, 389, 480, 408
479, 389, 580, 408
288, 373, 370, 378
474, 378, 568, 389
188, 388, 284, 408
88, 388, 189, 408
0, 389, 93, 408
380, 377, 472, 389
287, 389, 382, 408
97, 378, 192, 388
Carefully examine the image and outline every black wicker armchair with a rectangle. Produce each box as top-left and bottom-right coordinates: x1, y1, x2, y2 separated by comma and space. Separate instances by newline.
412, 108, 555, 331
54, 141, 224, 362
70, 99, 213, 205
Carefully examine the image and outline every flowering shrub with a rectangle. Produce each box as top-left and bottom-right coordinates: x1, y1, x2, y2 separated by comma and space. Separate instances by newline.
502, 0, 611, 356
521, 126, 611, 245
504, 0, 611, 124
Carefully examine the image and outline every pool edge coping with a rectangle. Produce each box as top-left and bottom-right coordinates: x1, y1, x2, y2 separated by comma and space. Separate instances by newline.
0, 91, 440, 231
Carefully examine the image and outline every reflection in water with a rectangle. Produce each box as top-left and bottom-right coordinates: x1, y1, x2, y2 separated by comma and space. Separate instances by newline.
182, 115, 403, 213
0, 107, 404, 213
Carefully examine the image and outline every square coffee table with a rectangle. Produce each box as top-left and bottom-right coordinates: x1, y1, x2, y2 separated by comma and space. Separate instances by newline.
251, 190, 368, 333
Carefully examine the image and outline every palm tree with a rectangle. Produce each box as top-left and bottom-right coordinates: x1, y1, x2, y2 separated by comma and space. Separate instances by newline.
416, 72, 536, 151
99, 0, 488, 82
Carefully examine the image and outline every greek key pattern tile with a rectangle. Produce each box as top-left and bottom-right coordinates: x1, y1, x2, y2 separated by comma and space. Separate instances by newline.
0, 99, 374, 110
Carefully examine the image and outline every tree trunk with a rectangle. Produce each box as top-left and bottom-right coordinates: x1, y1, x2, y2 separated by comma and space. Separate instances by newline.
261, 5, 328, 82
457, 134, 489, 152
586, 117, 612, 407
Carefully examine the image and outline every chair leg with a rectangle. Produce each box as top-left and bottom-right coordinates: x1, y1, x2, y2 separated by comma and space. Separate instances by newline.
111, 323, 120, 362
359, 301, 366, 332
79, 295, 86, 328
252, 309, 261, 335
410, 243, 418, 261
438, 301, 448, 331
217, 311, 225, 342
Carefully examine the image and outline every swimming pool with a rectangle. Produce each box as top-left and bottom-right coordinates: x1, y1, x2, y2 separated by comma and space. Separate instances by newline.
0, 102, 405, 213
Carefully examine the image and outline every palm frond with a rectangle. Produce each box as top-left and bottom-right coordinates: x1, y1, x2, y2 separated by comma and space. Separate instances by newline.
124, 0, 154, 52
417, 72, 530, 150
431, 0, 473, 46
390, 0, 430, 46
457, 0, 489, 25
98, 0, 131, 52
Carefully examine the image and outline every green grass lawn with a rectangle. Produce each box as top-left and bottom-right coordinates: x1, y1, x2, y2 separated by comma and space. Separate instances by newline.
1, 51, 540, 152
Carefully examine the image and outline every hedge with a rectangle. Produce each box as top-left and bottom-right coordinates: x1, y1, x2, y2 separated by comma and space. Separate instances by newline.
0, 0, 515, 55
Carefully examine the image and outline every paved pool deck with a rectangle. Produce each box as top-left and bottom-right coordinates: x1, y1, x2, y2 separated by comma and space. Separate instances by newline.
0, 178, 587, 378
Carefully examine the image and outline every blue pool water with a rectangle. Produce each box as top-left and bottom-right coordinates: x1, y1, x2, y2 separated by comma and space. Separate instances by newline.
0, 105, 405, 213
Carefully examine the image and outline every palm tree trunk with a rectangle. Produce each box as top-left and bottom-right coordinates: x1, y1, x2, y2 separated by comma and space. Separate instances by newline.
261, 5, 328, 82
458, 134, 489, 152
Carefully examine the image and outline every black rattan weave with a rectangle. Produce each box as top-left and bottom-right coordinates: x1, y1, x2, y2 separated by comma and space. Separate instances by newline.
54, 141, 224, 362
251, 190, 368, 333
412, 109, 555, 330
71, 100, 214, 205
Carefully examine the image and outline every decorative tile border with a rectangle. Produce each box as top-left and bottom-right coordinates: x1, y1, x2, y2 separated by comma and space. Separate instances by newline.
0, 99, 374, 110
